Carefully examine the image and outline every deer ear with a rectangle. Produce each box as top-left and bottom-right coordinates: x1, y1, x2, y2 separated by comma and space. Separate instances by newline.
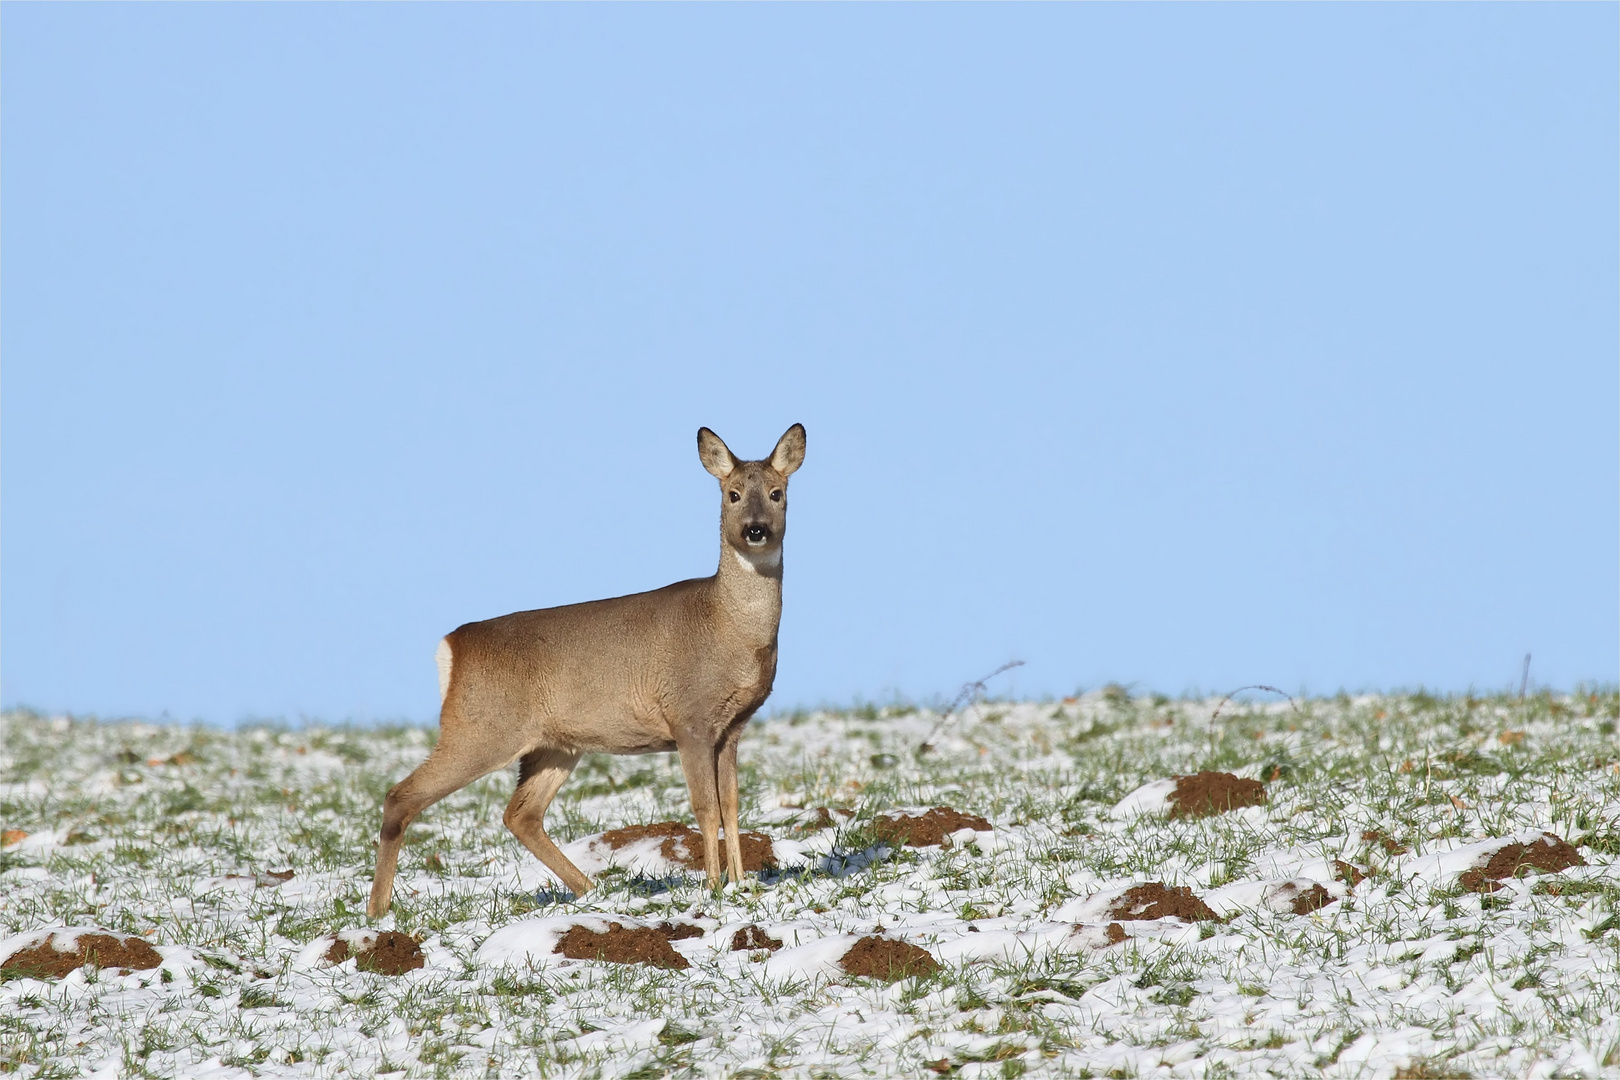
697, 428, 737, 479
770, 423, 806, 476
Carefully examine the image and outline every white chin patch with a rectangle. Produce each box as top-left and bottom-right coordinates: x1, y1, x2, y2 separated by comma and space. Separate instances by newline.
435, 638, 453, 703
732, 546, 780, 572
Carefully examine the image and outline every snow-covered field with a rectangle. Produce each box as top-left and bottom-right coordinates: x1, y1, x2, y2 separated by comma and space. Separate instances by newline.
2, 690, 1617, 1079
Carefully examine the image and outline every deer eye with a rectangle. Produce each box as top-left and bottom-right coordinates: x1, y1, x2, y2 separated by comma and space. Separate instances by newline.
729, 491, 740, 503
770, 490, 781, 502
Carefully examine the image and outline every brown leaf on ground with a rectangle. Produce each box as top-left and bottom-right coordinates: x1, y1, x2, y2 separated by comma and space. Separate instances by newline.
1333, 860, 1367, 887
1361, 829, 1409, 856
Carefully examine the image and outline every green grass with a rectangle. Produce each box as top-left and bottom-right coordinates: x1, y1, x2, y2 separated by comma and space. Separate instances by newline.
0, 689, 1615, 1077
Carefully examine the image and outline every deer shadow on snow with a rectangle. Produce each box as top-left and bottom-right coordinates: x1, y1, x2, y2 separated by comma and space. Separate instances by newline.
529, 842, 895, 906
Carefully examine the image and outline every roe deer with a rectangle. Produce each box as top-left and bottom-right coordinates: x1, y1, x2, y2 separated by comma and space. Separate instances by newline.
366, 424, 806, 917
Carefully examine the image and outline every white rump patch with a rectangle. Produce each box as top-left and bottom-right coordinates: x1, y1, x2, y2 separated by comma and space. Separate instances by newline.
435, 638, 453, 703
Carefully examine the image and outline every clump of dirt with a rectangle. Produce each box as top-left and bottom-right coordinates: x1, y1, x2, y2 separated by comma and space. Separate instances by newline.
0, 829, 27, 847
1281, 882, 1337, 915
839, 936, 939, 981
1104, 922, 1128, 945
1362, 829, 1409, 855
1, 932, 162, 979
870, 807, 992, 848
554, 922, 690, 969
1105, 883, 1218, 922
1394, 1063, 1463, 1080
656, 921, 706, 942
1166, 773, 1267, 819
1333, 860, 1368, 887
794, 807, 854, 834
1459, 833, 1585, 893
225, 870, 294, 889
730, 925, 783, 952
599, 821, 777, 871
324, 932, 425, 976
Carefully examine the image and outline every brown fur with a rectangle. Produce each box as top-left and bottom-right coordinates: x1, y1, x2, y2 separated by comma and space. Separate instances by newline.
367, 425, 806, 917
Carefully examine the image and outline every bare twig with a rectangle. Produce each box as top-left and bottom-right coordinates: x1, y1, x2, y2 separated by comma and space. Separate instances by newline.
914, 660, 1025, 756
1208, 684, 1300, 755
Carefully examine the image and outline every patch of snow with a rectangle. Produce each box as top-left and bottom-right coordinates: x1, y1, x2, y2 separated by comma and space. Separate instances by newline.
1110, 778, 1176, 818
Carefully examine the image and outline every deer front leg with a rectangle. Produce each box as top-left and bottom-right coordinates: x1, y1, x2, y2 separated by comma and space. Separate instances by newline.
674, 729, 725, 890
717, 720, 747, 885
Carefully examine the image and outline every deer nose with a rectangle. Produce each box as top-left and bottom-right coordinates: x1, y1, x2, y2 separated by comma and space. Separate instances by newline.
744, 524, 771, 546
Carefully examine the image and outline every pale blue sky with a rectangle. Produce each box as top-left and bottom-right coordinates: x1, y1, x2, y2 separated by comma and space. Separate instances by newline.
4, 5, 1615, 724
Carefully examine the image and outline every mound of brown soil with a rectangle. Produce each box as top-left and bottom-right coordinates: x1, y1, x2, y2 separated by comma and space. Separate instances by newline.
730, 925, 783, 952
839, 936, 939, 981
656, 921, 706, 941
2, 932, 162, 979
1459, 833, 1585, 893
324, 931, 425, 976
554, 922, 691, 969
1105, 883, 1218, 922
870, 807, 992, 848
1280, 882, 1337, 915
1167, 773, 1267, 819
1103, 922, 1128, 945
598, 822, 777, 871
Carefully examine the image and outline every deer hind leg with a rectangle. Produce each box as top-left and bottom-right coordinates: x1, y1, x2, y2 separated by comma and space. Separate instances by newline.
717, 720, 748, 885
503, 749, 590, 896
675, 730, 725, 889
367, 736, 513, 918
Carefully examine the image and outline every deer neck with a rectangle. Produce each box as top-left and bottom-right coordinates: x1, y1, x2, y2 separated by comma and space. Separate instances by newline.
715, 541, 783, 634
